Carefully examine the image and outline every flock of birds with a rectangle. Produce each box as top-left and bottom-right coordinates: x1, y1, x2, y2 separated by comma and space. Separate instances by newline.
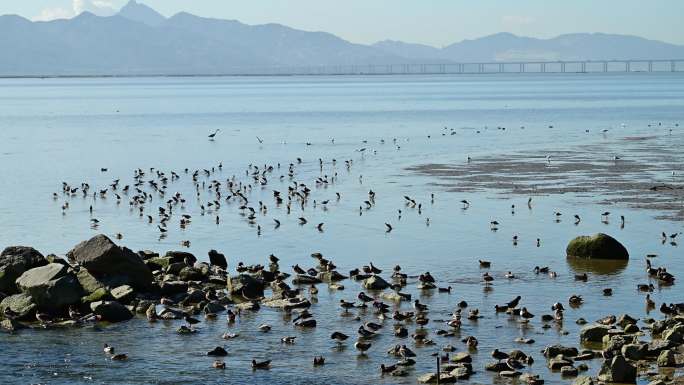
47, 126, 683, 380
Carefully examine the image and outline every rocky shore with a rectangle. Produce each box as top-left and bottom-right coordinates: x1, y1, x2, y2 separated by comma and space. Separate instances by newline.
1, 234, 683, 384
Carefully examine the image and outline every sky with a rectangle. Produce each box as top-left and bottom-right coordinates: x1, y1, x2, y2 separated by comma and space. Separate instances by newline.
5, 0, 684, 47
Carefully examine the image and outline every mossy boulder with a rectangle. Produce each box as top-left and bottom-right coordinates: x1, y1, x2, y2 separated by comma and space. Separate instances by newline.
0, 293, 37, 320
0, 246, 47, 294
567, 233, 628, 260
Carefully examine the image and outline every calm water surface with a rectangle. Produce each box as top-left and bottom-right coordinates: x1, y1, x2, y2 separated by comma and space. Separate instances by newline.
0, 73, 683, 384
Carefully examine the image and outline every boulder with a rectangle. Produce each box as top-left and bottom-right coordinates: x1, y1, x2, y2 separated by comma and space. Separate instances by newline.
621, 343, 648, 360
145, 256, 174, 270
561, 366, 578, 377
598, 355, 636, 384
657, 349, 676, 367
548, 355, 574, 370
76, 269, 106, 294
16, 263, 82, 310
90, 300, 133, 322
566, 233, 628, 260
227, 274, 264, 299
450, 352, 472, 363
417, 373, 456, 383
485, 361, 511, 372
1, 318, 26, 331
617, 314, 638, 328
0, 246, 47, 294
543, 344, 579, 358
110, 285, 135, 303
67, 235, 153, 290
291, 275, 322, 285
81, 287, 111, 304
317, 271, 348, 282
178, 267, 204, 282
207, 250, 227, 270
362, 275, 390, 290
580, 324, 612, 343
0, 293, 37, 320
159, 281, 188, 295
662, 325, 684, 343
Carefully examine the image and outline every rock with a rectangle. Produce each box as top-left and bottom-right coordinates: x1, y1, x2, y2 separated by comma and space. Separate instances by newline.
110, 285, 135, 303
90, 300, 133, 322
561, 366, 579, 377
317, 270, 348, 282
235, 301, 259, 311
76, 269, 106, 294
622, 343, 648, 360
67, 235, 153, 290
543, 344, 579, 358
137, 250, 158, 260
0, 246, 47, 294
572, 376, 595, 385
548, 355, 574, 370
450, 352, 472, 363
178, 267, 204, 282
647, 381, 667, 385
379, 292, 405, 302
577, 363, 588, 372
485, 361, 510, 372
204, 302, 225, 314
417, 373, 456, 383
574, 353, 595, 361
624, 324, 640, 333
262, 297, 310, 310
657, 349, 676, 367
617, 314, 638, 328
81, 287, 111, 304
580, 324, 612, 343
159, 281, 188, 295
566, 233, 629, 260
207, 346, 228, 356
164, 251, 196, 265
598, 355, 636, 384
16, 263, 82, 310
145, 256, 174, 270
520, 373, 544, 385
662, 325, 684, 344
227, 274, 264, 299
362, 275, 390, 290
207, 250, 227, 270
449, 365, 471, 379
1, 318, 26, 331
291, 275, 322, 285
0, 293, 37, 320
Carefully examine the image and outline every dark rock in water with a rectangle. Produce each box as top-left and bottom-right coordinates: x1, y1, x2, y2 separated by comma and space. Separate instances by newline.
362, 275, 390, 290
450, 352, 472, 363
580, 324, 612, 343
207, 250, 227, 270
566, 233, 628, 260
621, 343, 648, 360
317, 270, 348, 282
617, 314, 638, 328
560, 366, 578, 377
90, 300, 133, 322
0, 246, 47, 294
485, 361, 510, 372
207, 346, 228, 356
543, 344, 579, 358
623, 324, 640, 334
548, 355, 574, 370
254, 269, 277, 283
204, 302, 225, 314
0, 293, 37, 320
137, 250, 158, 260
16, 263, 82, 310
227, 274, 264, 299
598, 355, 636, 383
67, 235, 153, 290
291, 274, 321, 285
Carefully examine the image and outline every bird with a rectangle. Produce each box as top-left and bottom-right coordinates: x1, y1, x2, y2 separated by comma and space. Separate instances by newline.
208, 129, 220, 140
331, 331, 349, 343
354, 341, 371, 354
251, 359, 271, 369
385, 223, 393, 232
103, 344, 115, 354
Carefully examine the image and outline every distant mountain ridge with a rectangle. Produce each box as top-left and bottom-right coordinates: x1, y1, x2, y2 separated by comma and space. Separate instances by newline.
0, 1, 683, 76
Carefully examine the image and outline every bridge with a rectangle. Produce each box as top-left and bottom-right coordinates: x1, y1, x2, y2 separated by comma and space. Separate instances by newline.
223, 59, 684, 76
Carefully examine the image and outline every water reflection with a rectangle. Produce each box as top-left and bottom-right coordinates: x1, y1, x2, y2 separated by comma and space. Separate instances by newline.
566, 257, 629, 275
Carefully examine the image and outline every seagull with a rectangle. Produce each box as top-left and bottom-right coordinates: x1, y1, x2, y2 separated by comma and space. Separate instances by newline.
256, 136, 264, 144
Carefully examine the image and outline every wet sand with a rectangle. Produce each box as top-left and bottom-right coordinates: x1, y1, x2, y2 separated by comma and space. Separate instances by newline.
408, 133, 684, 221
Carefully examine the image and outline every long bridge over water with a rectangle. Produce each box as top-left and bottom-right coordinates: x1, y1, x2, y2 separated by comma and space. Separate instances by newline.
226, 59, 684, 76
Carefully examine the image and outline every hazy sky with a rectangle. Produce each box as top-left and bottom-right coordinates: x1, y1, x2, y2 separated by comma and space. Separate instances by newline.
7, 0, 684, 47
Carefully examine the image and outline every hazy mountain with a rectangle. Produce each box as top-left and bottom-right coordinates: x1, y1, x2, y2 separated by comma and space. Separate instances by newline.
374, 32, 684, 62
1, 1, 683, 76
118, 0, 166, 27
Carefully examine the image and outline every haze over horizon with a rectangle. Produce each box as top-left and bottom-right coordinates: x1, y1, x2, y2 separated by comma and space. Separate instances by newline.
7, 0, 684, 47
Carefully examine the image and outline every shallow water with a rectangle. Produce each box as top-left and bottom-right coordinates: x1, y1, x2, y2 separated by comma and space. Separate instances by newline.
0, 73, 683, 384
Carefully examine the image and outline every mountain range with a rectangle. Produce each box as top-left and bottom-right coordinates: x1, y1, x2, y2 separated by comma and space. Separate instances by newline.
1, 0, 683, 76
